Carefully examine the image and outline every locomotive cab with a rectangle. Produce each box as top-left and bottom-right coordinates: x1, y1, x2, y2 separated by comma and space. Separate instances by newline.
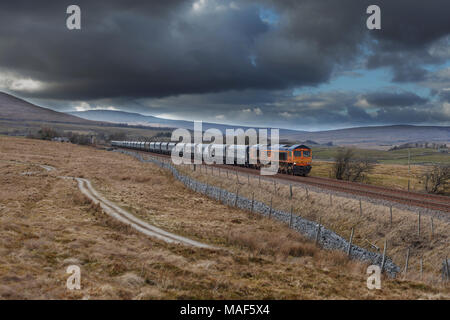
289, 145, 312, 176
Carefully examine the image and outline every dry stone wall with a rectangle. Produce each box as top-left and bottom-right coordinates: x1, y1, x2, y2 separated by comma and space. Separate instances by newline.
116, 149, 401, 277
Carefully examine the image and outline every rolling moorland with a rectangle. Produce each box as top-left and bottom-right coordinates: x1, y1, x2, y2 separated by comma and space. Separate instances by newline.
0, 136, 449, 299
1, 91, 449, 148
1, 91, 449, 194
71, 109, 450, 148
0, 92, 173, 140
0, 91, 449, 299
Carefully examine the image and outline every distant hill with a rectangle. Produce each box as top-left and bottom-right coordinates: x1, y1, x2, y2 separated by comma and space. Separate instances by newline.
0, 92, 95, 124
69, 110, 183, 128
69, 110, 307, 136
1, 93, 448, 147
70, 110, 449, 147
283, 125, 450, 147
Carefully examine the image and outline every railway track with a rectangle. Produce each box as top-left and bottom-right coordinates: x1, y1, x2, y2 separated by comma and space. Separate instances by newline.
218, 165, 450, 213
281, 174, 450, 213
122, 149, 450, 213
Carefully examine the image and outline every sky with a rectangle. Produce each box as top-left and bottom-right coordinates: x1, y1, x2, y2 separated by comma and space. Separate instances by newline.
0, 0, 449, 131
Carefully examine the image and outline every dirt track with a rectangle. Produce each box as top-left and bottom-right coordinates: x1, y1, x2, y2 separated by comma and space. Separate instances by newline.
74, 176, 215, 249
13, 159, 215, 249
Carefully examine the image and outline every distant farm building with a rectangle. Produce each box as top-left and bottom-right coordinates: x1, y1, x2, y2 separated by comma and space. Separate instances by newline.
52, 137, 70, 143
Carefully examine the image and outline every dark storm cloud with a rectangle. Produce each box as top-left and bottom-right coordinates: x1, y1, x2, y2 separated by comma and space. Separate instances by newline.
363, 91, 428, 107
364, 1, 450, 83
366, 51, 436, 83
134, 88, 448, 130
369, 3, 450, 47
1, 0, 449, 102
374, 104, 450, 124
274, 91, 445, 128
0, 0, 449, 129
255, 0, 450, 84
0, 0, 296, 100
423, 67, 450, 103
439, 90, 450, 102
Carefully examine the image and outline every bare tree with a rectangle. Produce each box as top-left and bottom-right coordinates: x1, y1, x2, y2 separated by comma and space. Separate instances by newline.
334, 148, 354, 180
333, 148, 375, 182
423, 164, 450, 194
346, 159, 375, 182
108, 131, 127, 141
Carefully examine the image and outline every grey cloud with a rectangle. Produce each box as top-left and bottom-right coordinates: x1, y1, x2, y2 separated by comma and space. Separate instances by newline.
363, 1, 450, 82
438, 90, 450, 102
374, 103, 450, 124
366, 51, 435, 83
421, 67, 450, 101
0, 0, 449, 129
363, 91, 428, 107
1, 0, 449, 102
129, 88, 446, 130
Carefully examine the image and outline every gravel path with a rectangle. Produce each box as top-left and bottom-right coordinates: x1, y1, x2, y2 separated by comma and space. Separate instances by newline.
74, 177, 215, 249
12, 160, 215, 250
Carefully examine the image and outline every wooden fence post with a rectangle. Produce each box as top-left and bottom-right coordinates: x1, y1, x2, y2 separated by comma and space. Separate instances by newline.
381, 239, 387, 273
418, 212, 421, 237
404, 248, 410, 276
390, 206, 393, 227
420, 257, 423, 280
347, 228, 354, 257
315, 217, 322, 245
290, 184, 293, 200
305, 187, 309, 200
430, 217, 434, 240
269, 197, 273, 218
359, 199, 362, 216
445, 257, 449, 282
234, 188, 239, 207
289, 205, 293, 227
251, 192, 254, 213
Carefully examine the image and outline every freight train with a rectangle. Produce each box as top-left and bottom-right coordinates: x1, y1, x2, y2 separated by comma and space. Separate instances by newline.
111, 141, 312, 176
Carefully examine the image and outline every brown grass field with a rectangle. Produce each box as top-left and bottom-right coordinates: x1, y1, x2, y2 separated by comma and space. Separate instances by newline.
310, 161, 450, 195
176, 162, 450, 280
0, 136, 449, 299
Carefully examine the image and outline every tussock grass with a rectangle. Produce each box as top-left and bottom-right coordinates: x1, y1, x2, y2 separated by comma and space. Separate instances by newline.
226, 228, 318, 259
0, 136, 448, 299
175, 162, 450, 283
311, 160, 449, 195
